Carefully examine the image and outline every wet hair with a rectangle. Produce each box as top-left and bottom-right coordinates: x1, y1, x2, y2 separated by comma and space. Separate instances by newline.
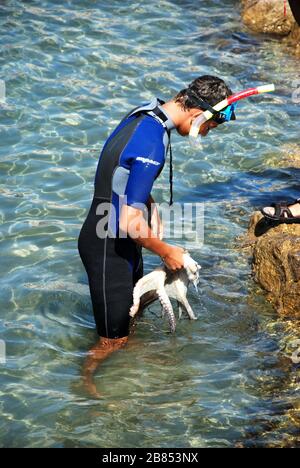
174, 75, 233, 111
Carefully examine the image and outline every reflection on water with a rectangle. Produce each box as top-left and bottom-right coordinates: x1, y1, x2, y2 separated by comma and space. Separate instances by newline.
0, 0, 299, 448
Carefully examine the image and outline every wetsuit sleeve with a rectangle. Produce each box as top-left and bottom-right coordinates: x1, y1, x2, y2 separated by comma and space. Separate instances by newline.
123, 120, 166, 208
125, 156, 164, 207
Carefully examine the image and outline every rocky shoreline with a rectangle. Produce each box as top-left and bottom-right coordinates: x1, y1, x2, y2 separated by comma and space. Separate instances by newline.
244, 212, 300, 318
241, 0, 300, 56
239, 2, 299, 316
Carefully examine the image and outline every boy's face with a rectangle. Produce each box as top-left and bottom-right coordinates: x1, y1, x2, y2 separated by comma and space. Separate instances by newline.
176, 111, 219, 137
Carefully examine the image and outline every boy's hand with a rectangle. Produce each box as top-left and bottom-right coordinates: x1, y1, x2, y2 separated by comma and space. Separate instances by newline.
162, 246, 185, 272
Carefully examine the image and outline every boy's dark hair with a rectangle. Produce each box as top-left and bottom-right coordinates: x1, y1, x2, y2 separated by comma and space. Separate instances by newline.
174, 75, 233, 111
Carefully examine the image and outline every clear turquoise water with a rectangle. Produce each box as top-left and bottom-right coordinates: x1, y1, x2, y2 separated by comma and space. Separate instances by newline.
0, 0, 300, 448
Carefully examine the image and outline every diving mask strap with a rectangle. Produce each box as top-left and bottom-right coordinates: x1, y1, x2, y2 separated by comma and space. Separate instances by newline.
186, 89, 219, 116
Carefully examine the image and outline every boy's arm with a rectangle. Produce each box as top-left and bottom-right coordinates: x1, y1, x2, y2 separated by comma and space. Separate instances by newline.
119, 204, 184, 271
147, 194, 164, 240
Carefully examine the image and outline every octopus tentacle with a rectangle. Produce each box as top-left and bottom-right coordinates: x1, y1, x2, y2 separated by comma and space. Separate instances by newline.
130, 283, 141, 318
178, 296, 197, 320
177, 301, 183, 320
130, 269, 166, 318
157, 288, 176, 333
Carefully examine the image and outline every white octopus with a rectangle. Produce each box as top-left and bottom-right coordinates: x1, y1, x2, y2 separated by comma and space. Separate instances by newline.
129, 253, 201, 333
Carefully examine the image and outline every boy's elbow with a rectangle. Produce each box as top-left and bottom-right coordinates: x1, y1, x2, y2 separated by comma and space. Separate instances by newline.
119, 204, 148, 241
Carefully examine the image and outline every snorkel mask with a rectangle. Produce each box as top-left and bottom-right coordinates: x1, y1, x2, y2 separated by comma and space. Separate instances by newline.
212, 103, 237, 124
189, 84, 275, 147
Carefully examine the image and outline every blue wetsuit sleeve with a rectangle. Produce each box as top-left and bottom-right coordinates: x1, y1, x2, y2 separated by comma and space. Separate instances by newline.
123, 119, 166, 208
125, 154, 164, 207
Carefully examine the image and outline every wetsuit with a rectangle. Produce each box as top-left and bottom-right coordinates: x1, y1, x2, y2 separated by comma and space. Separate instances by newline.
78, 98, 175, 338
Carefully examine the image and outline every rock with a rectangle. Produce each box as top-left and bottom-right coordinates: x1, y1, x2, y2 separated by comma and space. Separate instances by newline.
241, 0, 300, 56
242, 0, 295, 35
284, 23, 300, 56
246, 212, 300, 317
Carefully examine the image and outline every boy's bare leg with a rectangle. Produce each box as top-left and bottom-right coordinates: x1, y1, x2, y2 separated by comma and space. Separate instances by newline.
83, 336, 128, 398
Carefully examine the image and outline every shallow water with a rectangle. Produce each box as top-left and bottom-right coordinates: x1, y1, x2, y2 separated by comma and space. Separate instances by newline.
0, 0, 300, 448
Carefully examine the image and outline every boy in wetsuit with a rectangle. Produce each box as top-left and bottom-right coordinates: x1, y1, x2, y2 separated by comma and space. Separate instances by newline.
78, 75, 234, 396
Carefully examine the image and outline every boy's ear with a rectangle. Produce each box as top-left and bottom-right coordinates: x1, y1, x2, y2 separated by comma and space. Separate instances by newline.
190, 109, 203, 119
190, 109, 203, 123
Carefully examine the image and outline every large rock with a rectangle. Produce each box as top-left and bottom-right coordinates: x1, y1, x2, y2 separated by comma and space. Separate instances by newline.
246, 212, 300, 317
242, 0, 295, 35
284, 23, 300, 55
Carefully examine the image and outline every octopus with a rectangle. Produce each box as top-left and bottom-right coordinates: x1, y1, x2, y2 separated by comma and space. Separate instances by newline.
129, 253, 201, 333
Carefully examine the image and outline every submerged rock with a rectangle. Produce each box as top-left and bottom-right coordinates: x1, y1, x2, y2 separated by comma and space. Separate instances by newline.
246, 212, 300, 317
266, 144, 300, 169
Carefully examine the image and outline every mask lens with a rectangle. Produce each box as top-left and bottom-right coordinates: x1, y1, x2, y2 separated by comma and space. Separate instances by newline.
212, 104, 237, 125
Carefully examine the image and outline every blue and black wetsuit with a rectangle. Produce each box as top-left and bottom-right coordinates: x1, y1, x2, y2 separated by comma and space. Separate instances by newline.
78, 98, 175, 339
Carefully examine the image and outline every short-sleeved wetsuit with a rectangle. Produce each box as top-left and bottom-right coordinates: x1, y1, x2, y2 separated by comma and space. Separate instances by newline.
78, 98, 175, 338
